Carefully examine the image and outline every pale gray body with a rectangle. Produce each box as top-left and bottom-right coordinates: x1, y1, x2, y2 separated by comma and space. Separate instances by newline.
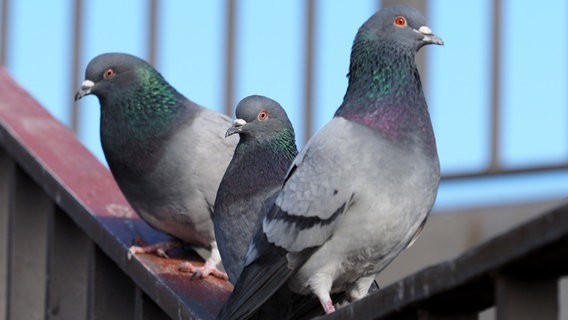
264, 117, 439, 300
217, 6, 442, 318
116, 108, 238, 248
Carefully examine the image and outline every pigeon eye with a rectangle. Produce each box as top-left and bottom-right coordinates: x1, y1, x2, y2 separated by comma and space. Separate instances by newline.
257, 110, 268, 121
394, 16, 406, 27
103, 68, 116, 79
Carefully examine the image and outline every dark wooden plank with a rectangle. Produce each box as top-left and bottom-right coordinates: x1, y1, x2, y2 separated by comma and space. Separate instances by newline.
134, 287, 170, 320
0, 147, 13, 320
418, 310, 478, 320
90, 247, 136, 320
495, 275, 558, 320
8, 166, 52, 320
47, 207, 91, 320
0, 67, 231, 319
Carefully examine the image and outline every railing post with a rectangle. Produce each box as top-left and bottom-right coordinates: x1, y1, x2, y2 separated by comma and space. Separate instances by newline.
418, 310, 478, 320
89, 247, 136, 320
495, 275, 558, 320
46, 207, 91, 319
0, 147, 14, 320
302, 0, 315, 143
134, 287, 170, 320
8, 166, 53, 320
223, 0, 237, 116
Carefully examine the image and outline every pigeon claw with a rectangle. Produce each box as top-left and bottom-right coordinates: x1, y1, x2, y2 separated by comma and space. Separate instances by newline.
127, 238, 181, 259
322, 300, 336, 314
156, 248, 170, 259
179, 261, 229, 281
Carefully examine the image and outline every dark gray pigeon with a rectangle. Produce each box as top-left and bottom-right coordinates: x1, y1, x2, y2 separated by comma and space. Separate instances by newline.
214, 95, 298, 284
218, 5, 442, 319
75, 52, 237, 279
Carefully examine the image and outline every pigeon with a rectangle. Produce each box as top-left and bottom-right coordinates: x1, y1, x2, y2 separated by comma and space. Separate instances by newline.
218, 5, 442, 319
75, 52, 238, 279
214, 95, 298, 284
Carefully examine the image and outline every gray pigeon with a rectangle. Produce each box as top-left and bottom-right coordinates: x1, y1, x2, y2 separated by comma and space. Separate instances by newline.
214, 95, 298, 284
218, 5, 442, 319
75, 52, 237, 279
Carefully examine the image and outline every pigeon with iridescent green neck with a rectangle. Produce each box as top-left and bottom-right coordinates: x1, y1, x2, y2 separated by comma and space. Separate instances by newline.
75, 52, 237, 280
219, 5, 442, 319
214, 95, 298, 284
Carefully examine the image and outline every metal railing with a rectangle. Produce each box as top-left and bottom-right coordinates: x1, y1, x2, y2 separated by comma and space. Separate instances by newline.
2, 67, 568, 319
0, 0, 568, 180
1, 0, 565, 180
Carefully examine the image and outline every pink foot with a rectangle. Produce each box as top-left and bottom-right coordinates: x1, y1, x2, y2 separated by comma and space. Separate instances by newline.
128, 238, 181, 259
179, 260, 228, 281
322, 299, 335, 314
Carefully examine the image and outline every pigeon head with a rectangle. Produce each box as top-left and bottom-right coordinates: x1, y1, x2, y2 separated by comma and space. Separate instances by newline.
358, 5, 443, 51
75, 53, 187, 148
76, 53, 150, 100
342, 5, 444, 106
226, 95, 294, 144
335, 5, 442, 148
74, 52, 181, 113
74, 52, 184, 133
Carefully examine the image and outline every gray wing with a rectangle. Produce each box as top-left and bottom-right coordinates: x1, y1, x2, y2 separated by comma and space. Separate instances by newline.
219, 117, 361, 319
190, 108, 239, 208
155, 106, 237, 244
263, 117, 357, 253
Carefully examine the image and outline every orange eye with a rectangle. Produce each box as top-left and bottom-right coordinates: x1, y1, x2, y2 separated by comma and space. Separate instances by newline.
394, 16, 406, 27
258, 110, 268, 121
103, 68, 115, 79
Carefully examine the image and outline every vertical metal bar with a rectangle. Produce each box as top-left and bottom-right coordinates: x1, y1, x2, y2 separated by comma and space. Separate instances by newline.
0, 148, 14, 320
46, 207, 91, 320
0, 0, 8, 66
223, 0, 237, 116
134, 287, 169, 320
302, 0, 315, 142
147, 0, 158, 66
89, 247, 135, 320
495, 275, 558, 320
8, 166, 52, 320
489, 0, 502, 172
70, 0, 83, 134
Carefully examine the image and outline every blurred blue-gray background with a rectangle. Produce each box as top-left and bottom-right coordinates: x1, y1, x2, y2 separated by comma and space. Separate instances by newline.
1, 0, 567, 211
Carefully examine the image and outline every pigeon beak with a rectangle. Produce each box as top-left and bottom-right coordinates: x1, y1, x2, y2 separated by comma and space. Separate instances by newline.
415, 26, 444, 46
74, 80, 95, 101
225, 118, 247, 137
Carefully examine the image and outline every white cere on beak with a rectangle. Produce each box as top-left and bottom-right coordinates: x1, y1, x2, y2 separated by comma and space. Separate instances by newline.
233, 118, 247, 127
225, 118, 247, 137
81, 79, 95, 89
418, 26, 434, 35
415, 25, 444, 45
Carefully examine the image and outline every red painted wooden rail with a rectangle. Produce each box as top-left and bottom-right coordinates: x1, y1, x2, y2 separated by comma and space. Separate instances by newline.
0, 67, 231, 319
